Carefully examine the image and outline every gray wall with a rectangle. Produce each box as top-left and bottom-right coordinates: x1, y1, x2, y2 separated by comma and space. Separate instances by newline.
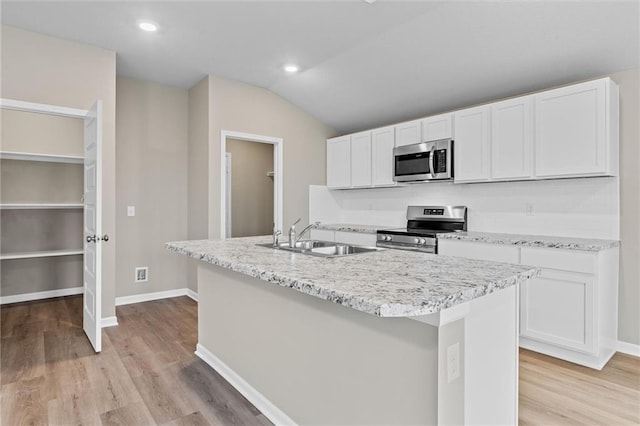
227, 138, 274, 238
187, 77, 210, 292
207, 75, 336, 239
198, 263, 439, 425
611, 67, 640, 345
1, 25, 117, 317
115, 77, 189, 298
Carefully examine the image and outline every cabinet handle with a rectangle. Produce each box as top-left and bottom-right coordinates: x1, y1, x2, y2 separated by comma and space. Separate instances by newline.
86, 235, 97, 243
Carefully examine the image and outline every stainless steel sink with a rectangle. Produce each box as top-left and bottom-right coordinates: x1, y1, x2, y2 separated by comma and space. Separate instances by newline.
256, 240, 382, 258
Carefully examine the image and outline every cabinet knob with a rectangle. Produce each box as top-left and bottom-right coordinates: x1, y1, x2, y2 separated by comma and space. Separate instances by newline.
100, 234, 109, 242
86, 235, 97, 243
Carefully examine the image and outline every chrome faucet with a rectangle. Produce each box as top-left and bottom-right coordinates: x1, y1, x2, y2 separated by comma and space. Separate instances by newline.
288, 218, 301, 247
272, 229, 282, 248
296, 221, 321, 243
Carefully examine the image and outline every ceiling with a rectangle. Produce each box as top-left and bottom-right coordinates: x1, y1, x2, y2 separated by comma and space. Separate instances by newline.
2, 1, 638, 134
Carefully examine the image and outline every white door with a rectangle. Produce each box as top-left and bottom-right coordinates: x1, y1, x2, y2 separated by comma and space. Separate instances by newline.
83, 100, 103, 352
350, 131, 372, 188
421, 113, 453, 142
371, 126, 396, 187
225, 152, 232, 238
454, 105, 491, 182
394, 119, 422, 147
491, 96, 533, 180
326, 136, 351, 188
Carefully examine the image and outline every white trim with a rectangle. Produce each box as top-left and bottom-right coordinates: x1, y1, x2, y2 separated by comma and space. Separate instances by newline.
186, 289, 199, 302
220, 130, 283, 239
101, 316, 119, 328
195, 343, 296, 426
0, 249, 83, 260
0, 151, 84, 164
617, 340, 640, 357
115, 288, 196, 306
0, 203, 84, 210
0, 286, 83, 305
0, 98, 88, 118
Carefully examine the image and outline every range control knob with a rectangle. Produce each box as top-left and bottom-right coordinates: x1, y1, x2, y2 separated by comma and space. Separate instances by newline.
386, 235, 392, 241
413, 238, 420, 244
418, 238, 426, 245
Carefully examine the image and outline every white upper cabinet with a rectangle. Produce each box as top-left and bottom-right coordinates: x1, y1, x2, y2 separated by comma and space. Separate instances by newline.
534, 78, 618, 178
326, 136, 351, 189
421, 113, 453, 142
454, 105, 491, 182
371, 126, 396, 187
394, 119, 422, 147
491, 96, 533, 180
350, 131, 372, 188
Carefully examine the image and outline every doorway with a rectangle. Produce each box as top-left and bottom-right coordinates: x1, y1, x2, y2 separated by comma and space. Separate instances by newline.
220, 131, 283, 238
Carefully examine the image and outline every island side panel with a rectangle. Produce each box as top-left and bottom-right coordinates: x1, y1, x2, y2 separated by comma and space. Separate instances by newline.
197, 263, 440, 425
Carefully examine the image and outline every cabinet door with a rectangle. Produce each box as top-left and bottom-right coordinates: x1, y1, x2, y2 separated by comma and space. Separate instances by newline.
394, 120, 422, 147
491, 96, 533, 180
371, 126, 396, 187
453, 105, 491, 182
350, 131, 372, 188
534, 79, 608, 178
421, 113, 453, 142
520, 269, 595, 354
326, 136, 351, 188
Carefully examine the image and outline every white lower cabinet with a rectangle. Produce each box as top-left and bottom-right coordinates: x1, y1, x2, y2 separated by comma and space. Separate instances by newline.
438, 239, 619, 369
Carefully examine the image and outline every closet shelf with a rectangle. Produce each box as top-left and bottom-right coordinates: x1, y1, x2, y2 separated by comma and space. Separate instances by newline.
0, 249, 83, 261
0, 203, 84, 210
0, 151, 84, 164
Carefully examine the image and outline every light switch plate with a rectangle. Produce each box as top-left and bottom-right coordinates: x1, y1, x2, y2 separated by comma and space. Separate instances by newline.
127, 206, 135, 217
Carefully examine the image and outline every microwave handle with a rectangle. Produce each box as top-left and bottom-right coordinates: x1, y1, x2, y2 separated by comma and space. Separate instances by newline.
429, 146, 436, 178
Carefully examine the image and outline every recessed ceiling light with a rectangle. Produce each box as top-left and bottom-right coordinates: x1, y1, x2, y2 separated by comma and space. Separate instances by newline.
137, 20, 158, 32
284, 64, 300, 74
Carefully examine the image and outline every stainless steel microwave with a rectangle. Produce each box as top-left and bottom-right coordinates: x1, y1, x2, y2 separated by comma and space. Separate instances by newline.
393, 139, 453, 182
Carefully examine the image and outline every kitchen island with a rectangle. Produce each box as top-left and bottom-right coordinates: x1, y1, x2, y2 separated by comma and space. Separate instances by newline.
166, 236, 537, 425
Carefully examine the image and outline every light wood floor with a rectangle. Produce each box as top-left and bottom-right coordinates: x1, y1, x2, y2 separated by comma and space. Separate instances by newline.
1, 295, 638, 425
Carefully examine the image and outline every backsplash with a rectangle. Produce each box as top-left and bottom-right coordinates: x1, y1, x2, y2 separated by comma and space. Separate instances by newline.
309, 176, 619, 240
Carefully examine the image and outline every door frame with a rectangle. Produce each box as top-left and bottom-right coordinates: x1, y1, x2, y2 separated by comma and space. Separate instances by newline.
220, 130, 283, 238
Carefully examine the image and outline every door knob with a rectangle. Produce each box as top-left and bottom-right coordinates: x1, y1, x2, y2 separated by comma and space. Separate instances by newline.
86, 235, 97, 243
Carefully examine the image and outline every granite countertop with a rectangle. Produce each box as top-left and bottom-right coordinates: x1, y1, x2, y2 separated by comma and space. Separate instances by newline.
315, 223, 396, 234
166, 236, 537, 318
437, 231, 619, 252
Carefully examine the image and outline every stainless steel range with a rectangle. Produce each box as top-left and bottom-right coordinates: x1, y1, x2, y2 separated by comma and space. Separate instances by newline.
376, 206, 467, 253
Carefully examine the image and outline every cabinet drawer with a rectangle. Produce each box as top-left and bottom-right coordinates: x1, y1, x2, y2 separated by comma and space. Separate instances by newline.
521, 247, 595, 274
334, 231, 376, 247
310, 229, 335, 242
438, 240, 520, 264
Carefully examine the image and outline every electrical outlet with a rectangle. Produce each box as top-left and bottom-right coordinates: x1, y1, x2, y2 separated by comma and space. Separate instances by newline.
127, 206, 136, 217
525, 202, 535, 216
135, 267, 148, 283
447, 342, 460, 383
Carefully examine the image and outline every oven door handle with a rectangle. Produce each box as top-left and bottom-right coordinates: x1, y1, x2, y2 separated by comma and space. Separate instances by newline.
429, 146, 436, 179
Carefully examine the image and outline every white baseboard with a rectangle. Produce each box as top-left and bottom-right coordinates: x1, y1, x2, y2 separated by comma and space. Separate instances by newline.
0, 286, 83, 305
115, 288, 198, 306
101, 316, 119, 328
617, 340, 640, 357
186, 288, 198, 302
195, 343, 296, 426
